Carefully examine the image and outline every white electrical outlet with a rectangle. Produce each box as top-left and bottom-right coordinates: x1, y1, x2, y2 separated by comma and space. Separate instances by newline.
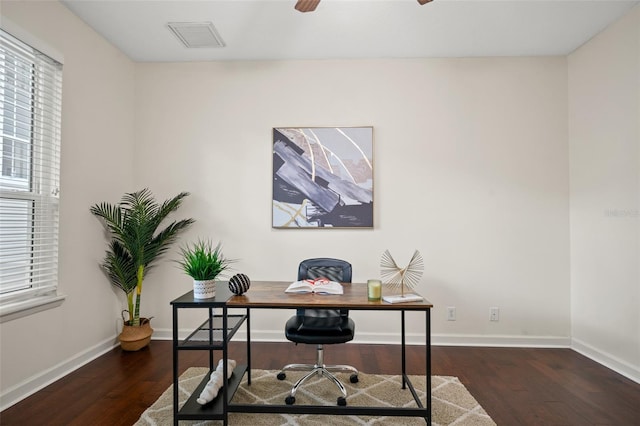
490, 307, 500, 322
447, 306, 456, 321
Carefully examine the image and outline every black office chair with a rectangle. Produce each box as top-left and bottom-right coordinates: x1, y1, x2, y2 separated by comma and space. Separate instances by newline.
277, 258, 359, 406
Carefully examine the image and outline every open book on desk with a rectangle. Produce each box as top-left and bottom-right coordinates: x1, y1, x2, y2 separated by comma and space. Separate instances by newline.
285, 278, 344, 295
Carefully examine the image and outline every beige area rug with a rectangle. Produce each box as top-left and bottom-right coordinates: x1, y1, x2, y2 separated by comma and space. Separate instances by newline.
135, 368, 496, 426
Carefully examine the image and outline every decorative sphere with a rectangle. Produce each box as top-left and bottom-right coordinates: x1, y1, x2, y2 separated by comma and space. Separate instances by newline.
229, 273, 251, 295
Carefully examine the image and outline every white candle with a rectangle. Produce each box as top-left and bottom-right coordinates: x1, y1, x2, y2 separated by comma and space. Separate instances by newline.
367, 279, 382, 301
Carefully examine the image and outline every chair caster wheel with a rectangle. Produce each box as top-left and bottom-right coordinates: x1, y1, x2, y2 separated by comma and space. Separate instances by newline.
285, 395, 295, 405
337, 396, 347, 406
277, 372, 286, 380
349, 374, 359, 383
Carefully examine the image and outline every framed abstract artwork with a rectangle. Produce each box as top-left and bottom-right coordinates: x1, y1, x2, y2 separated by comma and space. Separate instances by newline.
272, 126, 373, 228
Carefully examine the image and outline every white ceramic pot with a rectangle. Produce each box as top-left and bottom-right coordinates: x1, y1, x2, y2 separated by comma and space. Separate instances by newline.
193, 279, 216, 299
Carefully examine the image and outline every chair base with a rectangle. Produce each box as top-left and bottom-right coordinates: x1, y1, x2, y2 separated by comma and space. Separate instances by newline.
278, 344, 358, 404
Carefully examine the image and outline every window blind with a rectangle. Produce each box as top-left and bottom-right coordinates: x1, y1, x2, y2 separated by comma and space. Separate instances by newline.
0, 29, 62, 306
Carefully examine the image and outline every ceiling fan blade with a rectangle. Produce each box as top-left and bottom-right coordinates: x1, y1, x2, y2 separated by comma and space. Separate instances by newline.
295, 0, 321, 13
417, 0, 434, 4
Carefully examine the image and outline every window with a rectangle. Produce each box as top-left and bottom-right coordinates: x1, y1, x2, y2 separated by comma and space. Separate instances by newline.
0, 28, 64, 321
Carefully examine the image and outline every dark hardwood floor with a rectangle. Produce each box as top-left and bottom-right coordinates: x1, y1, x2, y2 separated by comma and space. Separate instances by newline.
1, 341, 639, 425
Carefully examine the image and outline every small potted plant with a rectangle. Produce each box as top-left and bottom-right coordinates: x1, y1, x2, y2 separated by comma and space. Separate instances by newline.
178, 239, 233, 299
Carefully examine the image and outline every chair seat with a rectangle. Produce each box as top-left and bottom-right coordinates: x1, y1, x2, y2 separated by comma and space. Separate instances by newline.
285, 315, 355, 345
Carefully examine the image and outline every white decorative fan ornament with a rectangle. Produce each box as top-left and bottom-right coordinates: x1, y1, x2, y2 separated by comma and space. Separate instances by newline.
380, 249, 424, 296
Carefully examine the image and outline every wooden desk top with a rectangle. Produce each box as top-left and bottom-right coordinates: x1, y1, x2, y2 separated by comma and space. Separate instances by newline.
226, 281, 433, 310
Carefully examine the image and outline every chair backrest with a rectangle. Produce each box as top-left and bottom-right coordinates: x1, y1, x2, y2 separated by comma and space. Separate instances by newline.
297, 258, 352, 318
298, 258, 352, 283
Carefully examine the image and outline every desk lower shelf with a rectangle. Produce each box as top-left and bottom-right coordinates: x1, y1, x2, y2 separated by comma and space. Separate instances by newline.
176, 364, 248, 421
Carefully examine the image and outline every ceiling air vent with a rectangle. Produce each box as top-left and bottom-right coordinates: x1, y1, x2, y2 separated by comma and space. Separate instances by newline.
167, 22, 225, 48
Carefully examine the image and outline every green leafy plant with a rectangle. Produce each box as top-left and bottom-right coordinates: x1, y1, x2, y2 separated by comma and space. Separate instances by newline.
90, 188, 194, 326
177, 239, 233, 281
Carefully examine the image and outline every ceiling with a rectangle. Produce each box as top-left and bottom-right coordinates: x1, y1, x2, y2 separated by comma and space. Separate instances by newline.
60, 0, 639, 62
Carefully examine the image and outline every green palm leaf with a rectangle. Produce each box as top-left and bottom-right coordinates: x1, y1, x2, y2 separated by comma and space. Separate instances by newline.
91, 188, 194, 326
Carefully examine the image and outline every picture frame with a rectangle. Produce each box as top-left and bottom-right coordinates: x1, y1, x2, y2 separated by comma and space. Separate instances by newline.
272, 126, 374, 228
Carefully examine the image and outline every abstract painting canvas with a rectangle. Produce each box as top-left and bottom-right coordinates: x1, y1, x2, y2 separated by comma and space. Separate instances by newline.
272, 127, 373, 228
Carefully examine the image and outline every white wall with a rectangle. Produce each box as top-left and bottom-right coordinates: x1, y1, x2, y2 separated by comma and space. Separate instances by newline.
134, 57, 570, 346
0, 1, 135, 409
8, 0, 639, 410
569, 5, 640, 381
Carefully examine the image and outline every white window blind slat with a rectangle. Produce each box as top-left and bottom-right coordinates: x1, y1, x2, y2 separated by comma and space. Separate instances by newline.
0, 28, 62, 310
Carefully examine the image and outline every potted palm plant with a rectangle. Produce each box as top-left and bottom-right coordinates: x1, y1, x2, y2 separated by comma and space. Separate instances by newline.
177, 239, 234, 299
90, 188, 194, 350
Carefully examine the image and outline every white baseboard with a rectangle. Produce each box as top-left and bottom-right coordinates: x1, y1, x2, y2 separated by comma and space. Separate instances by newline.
431, 333, 571, 347
153, 328, 572, 348
0, 336, 119, 411
572, 338, 640, 384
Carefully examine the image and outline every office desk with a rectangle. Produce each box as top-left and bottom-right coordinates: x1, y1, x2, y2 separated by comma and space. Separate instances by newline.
228, 281, 433, 424
171, 281, 433, 425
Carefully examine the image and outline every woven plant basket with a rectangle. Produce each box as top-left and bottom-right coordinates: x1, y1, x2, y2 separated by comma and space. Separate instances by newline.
119, 315, 153, 351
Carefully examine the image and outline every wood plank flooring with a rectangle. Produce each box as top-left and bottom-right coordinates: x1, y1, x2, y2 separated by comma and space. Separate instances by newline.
1, 341, 639, 425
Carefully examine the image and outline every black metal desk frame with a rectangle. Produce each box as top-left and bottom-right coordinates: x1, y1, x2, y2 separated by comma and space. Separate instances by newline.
171, 282, 432, 425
